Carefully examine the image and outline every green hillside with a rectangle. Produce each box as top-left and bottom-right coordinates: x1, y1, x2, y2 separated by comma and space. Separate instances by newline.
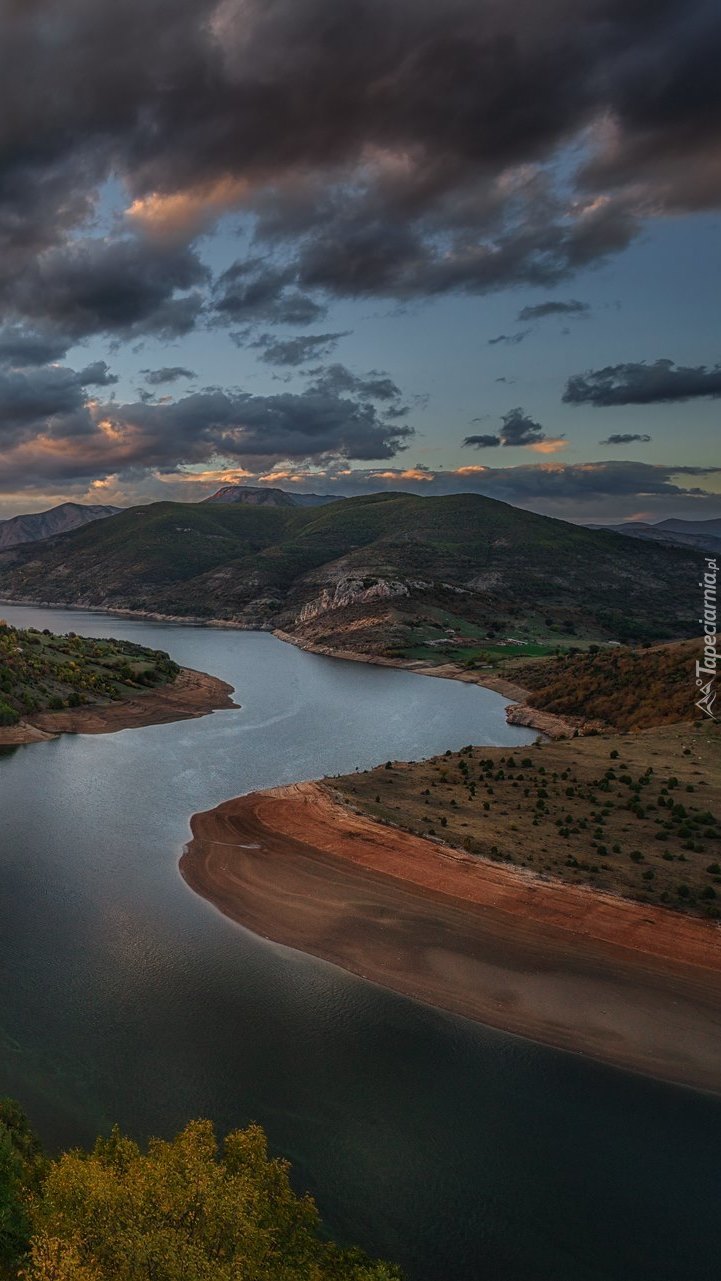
0, 492, 704, 648
0, 622, 179, 726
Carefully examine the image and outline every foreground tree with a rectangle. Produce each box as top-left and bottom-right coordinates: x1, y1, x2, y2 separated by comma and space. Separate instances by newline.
23, 1119, 400, 1281
0, 1101, 46, 1278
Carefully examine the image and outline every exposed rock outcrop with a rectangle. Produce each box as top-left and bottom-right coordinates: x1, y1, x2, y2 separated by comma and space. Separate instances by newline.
295, 576, 431, 624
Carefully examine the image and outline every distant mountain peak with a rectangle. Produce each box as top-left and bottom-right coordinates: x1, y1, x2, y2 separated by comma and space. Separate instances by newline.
0, 501, 123, 550
204, 485, 343, 509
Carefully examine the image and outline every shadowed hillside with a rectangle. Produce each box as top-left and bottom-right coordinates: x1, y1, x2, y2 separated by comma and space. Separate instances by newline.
0, 492, 705, 647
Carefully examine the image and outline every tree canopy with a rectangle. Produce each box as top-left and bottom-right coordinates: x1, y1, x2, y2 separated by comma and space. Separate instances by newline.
15, 1116, 399, 1281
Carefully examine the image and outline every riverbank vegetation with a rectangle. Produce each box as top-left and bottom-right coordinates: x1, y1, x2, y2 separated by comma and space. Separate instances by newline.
519, 639, 702, 731
0, 623, 180, 727
0, 1104, 399, 1281
332, 720, 721, 918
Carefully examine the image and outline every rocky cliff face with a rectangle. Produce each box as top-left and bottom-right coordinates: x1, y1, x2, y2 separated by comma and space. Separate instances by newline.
203, 485, 342, 508
295, 576, 431, 624
203, 486, 296, 507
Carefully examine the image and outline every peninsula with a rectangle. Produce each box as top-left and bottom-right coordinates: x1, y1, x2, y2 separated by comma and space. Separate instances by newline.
183, 688, 721, 1091
0, 621, 236, 744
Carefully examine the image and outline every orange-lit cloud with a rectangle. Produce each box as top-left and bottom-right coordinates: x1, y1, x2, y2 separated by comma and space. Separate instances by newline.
526, 437, 568, 454
258, 469, 328, 484
370, 467, 434, 482
126, 176, 250, 240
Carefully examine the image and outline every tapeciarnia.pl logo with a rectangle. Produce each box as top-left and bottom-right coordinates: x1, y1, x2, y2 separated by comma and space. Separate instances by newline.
696, 556, 718, 720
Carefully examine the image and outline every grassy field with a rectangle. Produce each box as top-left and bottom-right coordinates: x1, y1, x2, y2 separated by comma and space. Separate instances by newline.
393, 606, 594, 665
332, 720, 721, 919
0, 623, 180, 725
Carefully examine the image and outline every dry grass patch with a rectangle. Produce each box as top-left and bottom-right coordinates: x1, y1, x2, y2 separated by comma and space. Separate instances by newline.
332, 721, 721, 919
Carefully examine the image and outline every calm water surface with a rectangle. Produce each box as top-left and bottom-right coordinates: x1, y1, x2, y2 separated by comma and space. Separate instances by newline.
0, 604, 719, 1281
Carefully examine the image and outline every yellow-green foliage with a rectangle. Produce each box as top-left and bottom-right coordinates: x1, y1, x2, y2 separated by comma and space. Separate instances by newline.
522, 640, 701, 731
22, 1120, 400, 1281
0, 625, 179, 723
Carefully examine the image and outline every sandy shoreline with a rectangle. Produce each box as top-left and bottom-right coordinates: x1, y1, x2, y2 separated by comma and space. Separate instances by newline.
0, 666, 238, 745
182, 781, 721, 1093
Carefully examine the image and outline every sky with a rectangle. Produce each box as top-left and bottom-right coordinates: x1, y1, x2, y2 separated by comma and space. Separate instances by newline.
0, 0, 719, 524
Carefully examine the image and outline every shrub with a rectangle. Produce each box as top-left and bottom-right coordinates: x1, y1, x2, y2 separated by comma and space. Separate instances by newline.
0, 698, 19, 726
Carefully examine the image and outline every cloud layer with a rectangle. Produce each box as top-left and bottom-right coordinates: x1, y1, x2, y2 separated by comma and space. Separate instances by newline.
600, 432, 652, 445
565, 360, 721, 406
518, 300, 590, 322
13, 459, 716, 527
0, 352, 413, 493
0, 0, 717, 343
0, 1, 719, 519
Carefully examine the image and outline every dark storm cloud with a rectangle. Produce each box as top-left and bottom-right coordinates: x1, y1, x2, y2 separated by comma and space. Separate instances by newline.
0, 327, 71, 368
463, 433, 500, 448
498, 408, 547, 447
600, 433, 652, 445
0, 0, 717, 341
0, 367, 414, 489
77, 361, 119, 387
308, 363, 403, 403
0, 359, 120, 443
142, 366, 197, 385
123, 387, 412, 462
214, 261, 326, 327
465, 407, 551, 449
285, 187, 640, 301
564, 359, 721, 406
517, 300, 590, 321
5, 238, 208, 341
250, 331, 351, 366
487, 330, 531, 346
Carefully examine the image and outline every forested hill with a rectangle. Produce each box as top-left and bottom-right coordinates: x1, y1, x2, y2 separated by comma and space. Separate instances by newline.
0, 623, 179, 726
0, 492, 703, 649
521, 640, 707, 731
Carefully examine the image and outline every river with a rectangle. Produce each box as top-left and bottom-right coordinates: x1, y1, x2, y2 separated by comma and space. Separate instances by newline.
0, 604, 719, 1281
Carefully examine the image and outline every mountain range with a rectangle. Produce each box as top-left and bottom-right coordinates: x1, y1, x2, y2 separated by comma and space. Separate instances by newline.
589, 517, 721, 556
0, 492, 703, 654
0, 487, 339, 555
0, 502, 122, 551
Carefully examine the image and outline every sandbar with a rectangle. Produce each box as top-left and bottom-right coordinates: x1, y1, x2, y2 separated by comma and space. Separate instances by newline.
182, 781, 721, 1093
